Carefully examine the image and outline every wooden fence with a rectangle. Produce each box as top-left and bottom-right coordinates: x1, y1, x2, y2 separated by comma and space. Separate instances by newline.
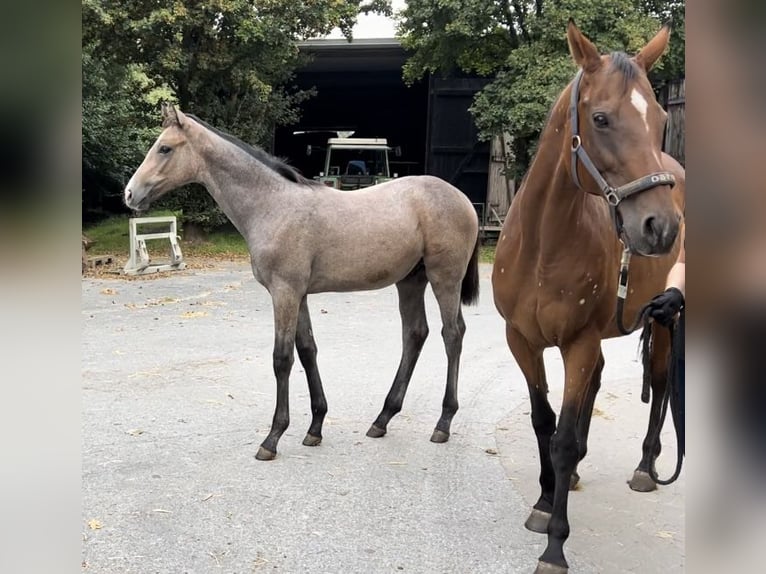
659, 78, 685, 166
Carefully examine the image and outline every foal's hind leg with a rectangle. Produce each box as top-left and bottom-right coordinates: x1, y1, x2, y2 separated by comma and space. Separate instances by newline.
428, 278, 466, 443
630, 324, 671, 491
367, 267, 429, 438
570, 350, 604, 490
296, 296, 328, 447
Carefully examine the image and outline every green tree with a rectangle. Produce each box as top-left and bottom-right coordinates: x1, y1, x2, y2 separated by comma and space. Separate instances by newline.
82, 0, 389, 229
397, 0, 684, 179
82, 41, 173, 218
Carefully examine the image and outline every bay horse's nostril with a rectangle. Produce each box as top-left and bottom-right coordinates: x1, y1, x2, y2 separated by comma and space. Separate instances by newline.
643, 216, 660, 243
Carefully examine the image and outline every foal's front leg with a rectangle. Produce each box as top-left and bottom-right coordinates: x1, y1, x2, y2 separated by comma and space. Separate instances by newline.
296, 296, 328, 447
256, 286, 302, 461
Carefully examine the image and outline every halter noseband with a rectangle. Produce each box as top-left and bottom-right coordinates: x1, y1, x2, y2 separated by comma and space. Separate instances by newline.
569, 68, 676, 211
569, 68, 677, 337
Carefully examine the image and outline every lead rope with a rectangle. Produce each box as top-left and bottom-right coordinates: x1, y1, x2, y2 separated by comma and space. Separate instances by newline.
615, 245, 650, 335
616, 245, 685, 485
646, 316, 685, 485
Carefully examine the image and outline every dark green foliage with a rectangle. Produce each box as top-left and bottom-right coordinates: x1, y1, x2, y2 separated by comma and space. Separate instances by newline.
82, 0, 388, 228
397, 0, 685, 179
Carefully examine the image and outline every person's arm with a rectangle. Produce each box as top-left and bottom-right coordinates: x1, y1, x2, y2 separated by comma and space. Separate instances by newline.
664, 238, 685, 295
647, 227, 685, 325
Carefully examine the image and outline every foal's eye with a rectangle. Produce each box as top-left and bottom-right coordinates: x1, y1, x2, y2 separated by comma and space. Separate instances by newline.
592, 113, 609, 129
158, 145, 172, 155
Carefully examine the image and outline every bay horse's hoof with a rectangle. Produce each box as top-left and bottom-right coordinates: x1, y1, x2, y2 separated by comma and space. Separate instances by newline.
255, 446, 277, 461
534, 560, 568, 574
366, 424, 386, 438
524, 509, 551, 534
430, 429, 450, 443
569, 470, 580, 490
302, 433, 322, 447
628, 469, 657, 492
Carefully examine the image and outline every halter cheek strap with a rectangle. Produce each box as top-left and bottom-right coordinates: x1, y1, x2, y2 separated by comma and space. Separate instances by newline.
569, 68, 676, 207
569, 68, 678, 336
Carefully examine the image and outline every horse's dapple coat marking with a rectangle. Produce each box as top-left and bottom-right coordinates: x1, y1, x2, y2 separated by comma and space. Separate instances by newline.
492, 20, 685, 573
125, 105, 480, 461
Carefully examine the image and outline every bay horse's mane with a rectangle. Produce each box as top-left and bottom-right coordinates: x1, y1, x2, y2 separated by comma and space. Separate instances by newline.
609, 51, 641, 92
185, 113, 320, 187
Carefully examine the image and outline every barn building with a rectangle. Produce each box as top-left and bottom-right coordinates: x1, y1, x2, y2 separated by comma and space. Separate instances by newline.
273, 38, 511, 229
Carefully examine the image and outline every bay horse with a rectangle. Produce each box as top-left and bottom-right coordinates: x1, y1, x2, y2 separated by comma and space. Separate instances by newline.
124, 104, 480, 461
492, 21, 685, 573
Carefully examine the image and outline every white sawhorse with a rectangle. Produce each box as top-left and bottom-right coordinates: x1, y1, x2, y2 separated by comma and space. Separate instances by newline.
122, 216, 186, 276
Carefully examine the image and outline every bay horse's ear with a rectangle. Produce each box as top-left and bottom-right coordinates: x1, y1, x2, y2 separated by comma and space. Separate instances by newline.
635, 24, 671, 72
160, 102, 181, 128
566, 18, 601, 73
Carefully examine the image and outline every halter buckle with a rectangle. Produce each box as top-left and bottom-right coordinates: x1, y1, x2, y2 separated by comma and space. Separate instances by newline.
605, 188, 620, 206
571, 135, 581, 151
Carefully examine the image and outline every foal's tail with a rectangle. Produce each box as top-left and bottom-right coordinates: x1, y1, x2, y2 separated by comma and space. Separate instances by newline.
461, 234, 480, 306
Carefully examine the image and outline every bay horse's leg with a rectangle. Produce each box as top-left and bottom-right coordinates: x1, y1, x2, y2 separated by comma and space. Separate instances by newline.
428, 279, 466, 443
537, 332, 601, 574
629, 323, 671, 491
296, 296, 328, 447
256, 286, 302, 461
367, 267, 429, 438
570, 349, 604, 490
505, 325, 556, 534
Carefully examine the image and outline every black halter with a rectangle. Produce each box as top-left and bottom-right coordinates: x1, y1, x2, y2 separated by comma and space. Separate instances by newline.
569, 68, 676, 216
569, 68, 677, 335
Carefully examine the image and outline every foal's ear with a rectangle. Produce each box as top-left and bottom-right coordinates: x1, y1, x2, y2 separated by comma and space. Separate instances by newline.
566, 19, 601, 73
160, 102, 182, 128
635, 24, 671, 72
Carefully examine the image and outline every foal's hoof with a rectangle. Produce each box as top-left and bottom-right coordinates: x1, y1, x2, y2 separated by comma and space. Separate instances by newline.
534, 560, 568, 574
628, 469, 657, 492
255, 446, 277, 461
366, 424, 386, 438
302, 433, 322, 447
524, 509, 551, 534
429, 429, 450, 443
569, 470, 580, 491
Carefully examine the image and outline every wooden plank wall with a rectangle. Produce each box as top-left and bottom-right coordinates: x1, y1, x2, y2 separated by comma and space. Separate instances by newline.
660, 78, 685, 166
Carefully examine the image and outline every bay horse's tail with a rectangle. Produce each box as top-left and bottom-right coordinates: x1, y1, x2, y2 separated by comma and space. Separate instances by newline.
461, 234, 480, 306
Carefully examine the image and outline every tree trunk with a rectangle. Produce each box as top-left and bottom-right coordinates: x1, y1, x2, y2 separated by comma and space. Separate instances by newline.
181, 221, 207, 243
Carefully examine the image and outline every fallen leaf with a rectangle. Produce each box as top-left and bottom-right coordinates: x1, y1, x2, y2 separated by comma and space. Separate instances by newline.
180, 310, 208, 318
100, 288, 116, 295
87, 519, 102, 530
126, 429, 144, 436
655, 530, 675, 539
485, 448, 498, 455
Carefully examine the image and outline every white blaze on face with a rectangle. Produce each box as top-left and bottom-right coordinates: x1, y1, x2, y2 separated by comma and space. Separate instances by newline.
630, 88, 649, 133
631, 88, 663, 163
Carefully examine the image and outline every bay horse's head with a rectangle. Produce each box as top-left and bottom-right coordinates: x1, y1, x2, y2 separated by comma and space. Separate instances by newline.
566, 20, 681, 255
124, 103, 198, 211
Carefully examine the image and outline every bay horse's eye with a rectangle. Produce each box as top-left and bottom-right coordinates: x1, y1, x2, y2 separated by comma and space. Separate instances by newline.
592, 113, 609, 129
158, 145, 172, 155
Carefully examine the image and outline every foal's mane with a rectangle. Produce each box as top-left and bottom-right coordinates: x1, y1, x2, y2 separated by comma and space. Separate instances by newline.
185, 113, 319, 187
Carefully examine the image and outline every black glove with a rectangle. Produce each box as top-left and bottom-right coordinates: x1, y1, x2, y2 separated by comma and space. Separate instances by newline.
647, 287, 684, 327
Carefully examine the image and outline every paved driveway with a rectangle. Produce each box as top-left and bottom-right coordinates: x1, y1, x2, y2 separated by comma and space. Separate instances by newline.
82, 262, 683, 573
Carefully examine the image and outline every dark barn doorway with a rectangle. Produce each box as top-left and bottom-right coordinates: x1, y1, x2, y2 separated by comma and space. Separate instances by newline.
275, 39, 428, 182
274, 39, 491, 210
